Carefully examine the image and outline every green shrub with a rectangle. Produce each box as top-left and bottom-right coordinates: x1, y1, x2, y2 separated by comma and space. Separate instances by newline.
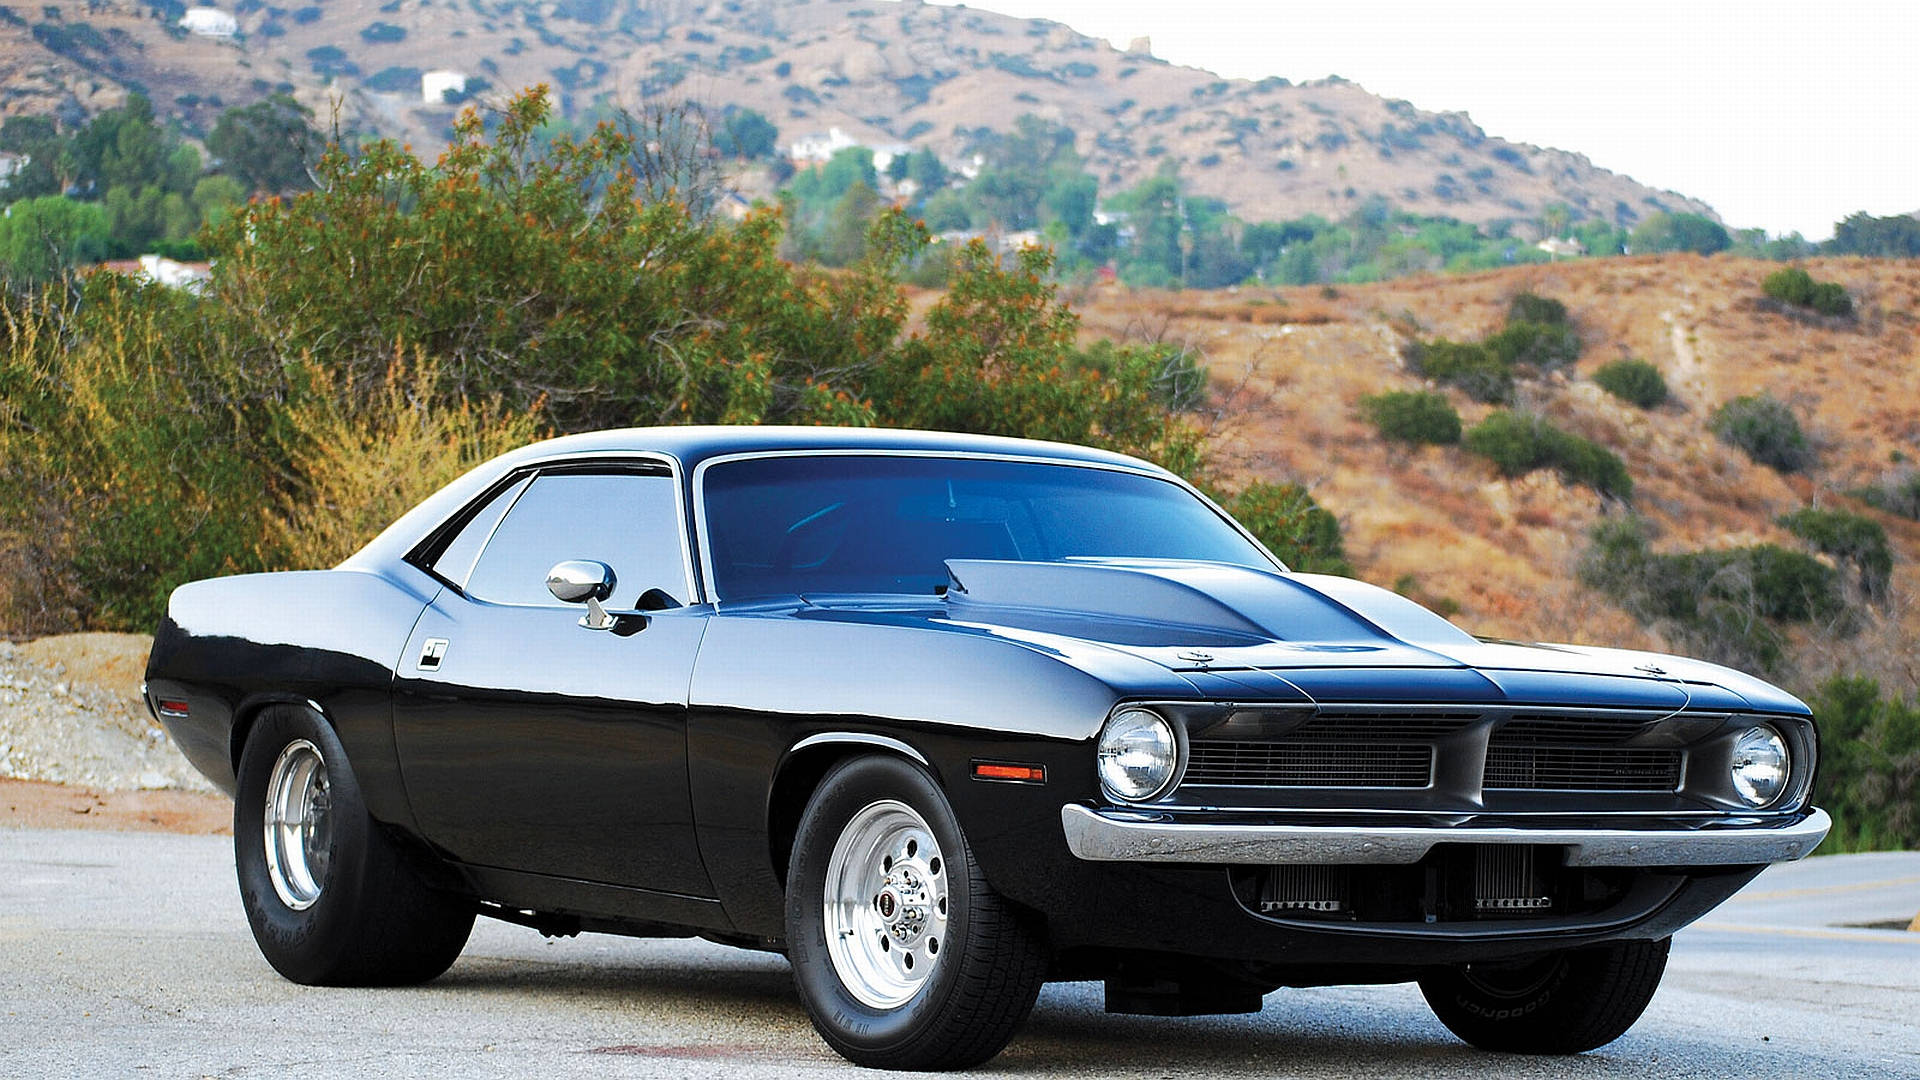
1, 88, 1236, 633
1851, 468, 1920, 520
1592, 358, 1668, 408
1407, 338, 1511, 403
1464, 411, 1631, 498
1710, 393, 1812, 472
1221, 481, 1350, 576
1805, 677, 1920, 852
1577, 516, 1848, 676
1484, 319, 1580, 370
1359, 390, 1461, 445
1778, 506, 1892, 601
1506, 292, 1568, 326
1763, 266, 1853, 317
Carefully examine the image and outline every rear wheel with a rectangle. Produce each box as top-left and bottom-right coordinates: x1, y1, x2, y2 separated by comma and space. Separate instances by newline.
1418, 937, 1670, 1054
234, 704, 474, 986
785, 755, 1046, 1070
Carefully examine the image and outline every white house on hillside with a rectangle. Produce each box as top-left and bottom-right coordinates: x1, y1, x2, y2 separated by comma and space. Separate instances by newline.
421, 70, 468, 104
179, 7, 238, 37
788, 128, 859, 164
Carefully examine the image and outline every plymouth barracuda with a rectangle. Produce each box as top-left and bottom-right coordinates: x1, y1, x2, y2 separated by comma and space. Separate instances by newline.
146, 425, 1830, 1068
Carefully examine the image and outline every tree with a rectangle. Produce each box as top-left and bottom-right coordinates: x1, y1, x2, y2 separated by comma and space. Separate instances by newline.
0, 115, 68, 199
1827, 212, 1920, 257
0, 196, 111, 284
1629, 211, 1730, 255
208, 94, 325, 195
713, 107, 777, 161
66, 94, 169, 195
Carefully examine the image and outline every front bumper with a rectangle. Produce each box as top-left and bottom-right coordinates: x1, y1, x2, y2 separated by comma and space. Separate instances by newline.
1060, 804, 1832, 867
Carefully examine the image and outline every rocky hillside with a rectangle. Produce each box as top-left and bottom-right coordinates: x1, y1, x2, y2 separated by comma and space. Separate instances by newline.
1071, 255, 1920, 693
3, 0, 1713, 228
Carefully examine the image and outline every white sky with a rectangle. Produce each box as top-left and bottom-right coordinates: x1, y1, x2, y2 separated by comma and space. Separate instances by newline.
930, 0, 1920, 240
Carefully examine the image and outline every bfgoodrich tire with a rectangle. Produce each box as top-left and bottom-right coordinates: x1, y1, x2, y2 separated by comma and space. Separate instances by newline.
1418, 937, 1670, 1054
785, 754, 1047, 1071
234, 704, 474, 986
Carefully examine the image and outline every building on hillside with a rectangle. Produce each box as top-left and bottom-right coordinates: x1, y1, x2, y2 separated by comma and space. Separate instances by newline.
1535, 237, 1586, 258
0, 152, 28, 185
787, 128, 859, 165
178, 7, 239, 37
421, 70, 469, 104
139, 255, 213, 292
869, 143, 913, 175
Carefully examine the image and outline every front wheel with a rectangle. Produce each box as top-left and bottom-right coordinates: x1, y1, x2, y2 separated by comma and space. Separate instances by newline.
1418, 937, 1670, 1054
785, 755, 1046, 1070
234, 704, 475, 986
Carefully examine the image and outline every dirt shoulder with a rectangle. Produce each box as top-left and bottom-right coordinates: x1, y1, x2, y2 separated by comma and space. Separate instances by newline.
0, 776, 231, 834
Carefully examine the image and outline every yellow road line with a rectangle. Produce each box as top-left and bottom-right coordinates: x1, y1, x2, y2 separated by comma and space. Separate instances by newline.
1692, 922, 1920, 944
1731, 873, 1920, 901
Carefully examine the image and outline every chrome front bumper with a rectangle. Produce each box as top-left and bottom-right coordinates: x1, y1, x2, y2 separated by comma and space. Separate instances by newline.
1059, 804, 1832, 867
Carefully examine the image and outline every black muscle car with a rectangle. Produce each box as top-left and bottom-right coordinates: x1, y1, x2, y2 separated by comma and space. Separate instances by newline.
146, 426, 1830, 1069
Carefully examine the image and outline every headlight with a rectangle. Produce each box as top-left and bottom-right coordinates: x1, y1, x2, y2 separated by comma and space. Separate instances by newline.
1097, 708, 1178, 802
1730, 725, 1790, 807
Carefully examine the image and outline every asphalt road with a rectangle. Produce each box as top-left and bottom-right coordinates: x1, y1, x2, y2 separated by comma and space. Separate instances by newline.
3, 827, 1917, 1080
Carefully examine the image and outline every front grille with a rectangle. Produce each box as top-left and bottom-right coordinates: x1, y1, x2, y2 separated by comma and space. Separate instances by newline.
1494, 713, 1659, 744
1284, 710, 1482, 740
1484, 745, 1682, 791
1184, 740, 1433, 788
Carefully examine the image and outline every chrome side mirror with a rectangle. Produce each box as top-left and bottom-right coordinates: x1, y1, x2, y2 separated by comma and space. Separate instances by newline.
547, 560, 617, 630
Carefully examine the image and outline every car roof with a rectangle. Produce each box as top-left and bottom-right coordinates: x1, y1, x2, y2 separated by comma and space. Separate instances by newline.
340, 425, 1174, 576
493, 425, 1167, 474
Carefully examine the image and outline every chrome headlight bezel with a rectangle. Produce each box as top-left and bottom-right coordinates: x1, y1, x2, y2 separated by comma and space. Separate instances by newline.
1096, 707, 1182, 803
1729, 724, 1792, 808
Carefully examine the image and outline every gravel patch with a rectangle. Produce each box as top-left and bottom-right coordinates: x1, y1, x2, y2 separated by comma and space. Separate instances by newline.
0, 636, 214, 792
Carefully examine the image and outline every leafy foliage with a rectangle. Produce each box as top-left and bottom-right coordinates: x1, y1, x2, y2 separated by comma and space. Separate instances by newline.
1761, 266, 1853, 318
1591, 358, 1668, 408
1505, 292, 1567, 326
1777, 506, 1892, 602
1710, 393, 1812, 472
1359, 390, 1460, 445
1, 89, 1229, 630
1219, 481, 1350, 576
1406, 339, 1511, 403
207, 93, 324, 196
1483, 319, 1580, 371
1578, 517, 1848, 676
0, 197, 110, 282
1629, 212, 1730, 255
1850, 468, 1920, 521
1805, 677, 1920, 851
1827, 211, 1920, 258
1464, 412, 1631, 499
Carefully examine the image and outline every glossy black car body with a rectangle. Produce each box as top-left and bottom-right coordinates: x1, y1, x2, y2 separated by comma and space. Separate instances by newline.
148, 425, 1829, 1066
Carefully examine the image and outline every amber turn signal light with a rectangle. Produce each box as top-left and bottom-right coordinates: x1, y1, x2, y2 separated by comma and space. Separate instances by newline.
971, 761, 1046, 783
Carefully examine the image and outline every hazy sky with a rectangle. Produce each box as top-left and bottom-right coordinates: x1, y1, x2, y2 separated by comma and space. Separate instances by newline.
930, 0, 1918, 240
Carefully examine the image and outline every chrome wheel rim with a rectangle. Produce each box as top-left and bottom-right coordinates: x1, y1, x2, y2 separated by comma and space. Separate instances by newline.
822, 799, 950, 1009
263, 739, 332, 911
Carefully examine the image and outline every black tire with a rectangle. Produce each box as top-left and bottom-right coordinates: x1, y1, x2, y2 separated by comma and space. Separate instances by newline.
234, 704, 475, 986
785, 755, 1047, 1071
1418, 937, 1670, 1054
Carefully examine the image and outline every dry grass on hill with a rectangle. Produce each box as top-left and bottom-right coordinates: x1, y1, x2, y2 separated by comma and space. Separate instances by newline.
1076, 255, 1920, 692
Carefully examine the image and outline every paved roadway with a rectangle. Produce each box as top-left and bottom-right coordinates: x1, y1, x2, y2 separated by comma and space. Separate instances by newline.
3, 827, 1917, 1080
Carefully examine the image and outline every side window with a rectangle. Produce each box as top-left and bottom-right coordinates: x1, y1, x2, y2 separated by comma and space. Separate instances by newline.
429, 476, 531, 588
464, 470, 688, 607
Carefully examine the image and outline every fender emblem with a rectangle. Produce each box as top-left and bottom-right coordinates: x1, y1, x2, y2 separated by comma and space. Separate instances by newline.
418, 639, 449, 670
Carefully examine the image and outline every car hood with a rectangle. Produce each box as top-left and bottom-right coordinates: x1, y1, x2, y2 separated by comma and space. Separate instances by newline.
934, 558, 1807, 714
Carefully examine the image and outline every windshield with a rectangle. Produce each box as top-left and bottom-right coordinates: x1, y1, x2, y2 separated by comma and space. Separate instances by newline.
701, 454, 1277, 599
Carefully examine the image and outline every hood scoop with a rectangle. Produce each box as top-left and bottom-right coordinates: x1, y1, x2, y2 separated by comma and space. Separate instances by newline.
943, 558, 1478, 650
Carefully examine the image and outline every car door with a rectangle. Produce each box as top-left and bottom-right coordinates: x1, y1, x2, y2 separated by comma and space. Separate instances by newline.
391, 461, 714, 899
